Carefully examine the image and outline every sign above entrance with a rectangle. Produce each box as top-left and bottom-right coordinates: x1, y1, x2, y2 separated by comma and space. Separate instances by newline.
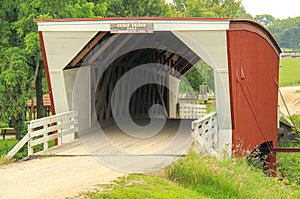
110, 23, 154, 33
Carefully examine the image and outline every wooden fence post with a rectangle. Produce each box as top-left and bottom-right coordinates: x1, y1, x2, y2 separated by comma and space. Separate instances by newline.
57, 119, 62, 145
27, 123, 33, 156
43, 124, 48, 150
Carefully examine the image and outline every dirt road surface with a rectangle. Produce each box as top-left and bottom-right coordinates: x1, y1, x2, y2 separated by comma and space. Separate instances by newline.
0, 145, 124, 199
278, 86, 300, 115
0, 119, 192, 199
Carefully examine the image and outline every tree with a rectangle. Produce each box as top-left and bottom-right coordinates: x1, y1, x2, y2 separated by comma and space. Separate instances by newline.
172, 0, 249, 18
254, 14, 276, 27
268, 17, 300, 51
0, 0, 29, 140
13, 0, 107, 120
0, 0, 107, 139
0, 47, 32, 140
105, 0, 172, 17
180, 61, 214, 93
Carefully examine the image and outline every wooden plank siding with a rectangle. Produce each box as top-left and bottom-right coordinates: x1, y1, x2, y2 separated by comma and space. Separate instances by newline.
227, 24, 280, 155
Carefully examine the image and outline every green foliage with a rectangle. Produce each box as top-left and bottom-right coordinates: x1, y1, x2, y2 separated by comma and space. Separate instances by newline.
105, 0, 172, 17
0, 47, 32, 136
290, 114, 300, 132
279, 58, 300, 87
14, 0, 107, 36
0, 0, 108, 130
254, 14, 276, 27
269, 17, 300, 51
180, 61, 214, 93
173, 0, 249, 18
24, 32, 41, 55
0, 1, 19, 47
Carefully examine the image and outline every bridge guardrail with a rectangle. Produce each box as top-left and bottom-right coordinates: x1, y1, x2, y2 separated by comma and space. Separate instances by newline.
6, 111, 78, 159
179, 103, 207, 119
191, 112, 219, 157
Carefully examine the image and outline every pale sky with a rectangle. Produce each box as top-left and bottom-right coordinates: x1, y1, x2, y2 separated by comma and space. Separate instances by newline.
242, 0, 300, 19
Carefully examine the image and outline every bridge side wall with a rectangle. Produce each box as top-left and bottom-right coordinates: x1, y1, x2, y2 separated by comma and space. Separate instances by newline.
227, 23, 280, 155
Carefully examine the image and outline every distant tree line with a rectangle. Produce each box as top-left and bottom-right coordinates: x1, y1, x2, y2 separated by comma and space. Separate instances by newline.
254, 14, 300, 51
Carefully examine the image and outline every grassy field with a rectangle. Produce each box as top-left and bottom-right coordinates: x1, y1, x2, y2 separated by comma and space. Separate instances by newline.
279, 58, 300, 87
74, 153, 300, 199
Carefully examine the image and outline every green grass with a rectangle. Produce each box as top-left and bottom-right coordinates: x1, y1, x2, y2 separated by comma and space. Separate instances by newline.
277, 148, 300, 186
167, 153, 299, 199
0, 139, 18, 156
279, 58, 300, 87
277, 114, 300, 186
74, 174, 203, 199
73, 153, 300, 199
0, 139, 19, 165
0, 139, 28, 161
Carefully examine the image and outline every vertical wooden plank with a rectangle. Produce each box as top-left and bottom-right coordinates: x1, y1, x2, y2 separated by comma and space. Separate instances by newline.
27, 124, 33, 156
57, 119, 62, 145
121, 66, 127, 117
43, 124, 49, 150
137, 68, 143, 115
106, 67, 116, 119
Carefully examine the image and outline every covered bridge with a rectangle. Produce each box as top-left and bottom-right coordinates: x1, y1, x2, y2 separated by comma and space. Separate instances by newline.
35, 18, 281, 168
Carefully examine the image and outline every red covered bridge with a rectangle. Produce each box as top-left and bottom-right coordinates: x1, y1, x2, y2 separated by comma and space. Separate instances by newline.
16, 17, 281, 172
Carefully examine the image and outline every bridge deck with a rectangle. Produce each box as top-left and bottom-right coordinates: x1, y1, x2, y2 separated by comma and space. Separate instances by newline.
42, 118, 193, 173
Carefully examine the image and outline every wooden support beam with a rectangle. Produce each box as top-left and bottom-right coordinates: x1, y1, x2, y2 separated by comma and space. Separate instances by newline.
106, 67, 117, 119
176, 56, 200, 78
162, 53, 176, 65
99, 34, 134, 67
273, 148, 300, 153
69, 32, 107, 68
95, 66, 113, 121
87, 34, 119, 65
168, 56, 185, 75
151, 70, 168, 117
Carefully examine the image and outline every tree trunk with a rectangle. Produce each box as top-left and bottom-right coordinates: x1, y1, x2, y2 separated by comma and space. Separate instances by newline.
11, 116, 23, 140
36, 63, 44, 119
29, 60, 40, 121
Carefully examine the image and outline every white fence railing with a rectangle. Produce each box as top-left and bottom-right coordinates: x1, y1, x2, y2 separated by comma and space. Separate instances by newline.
179, 103, 206, 119
191, 112, 219, 157
6, 111, 78, 159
